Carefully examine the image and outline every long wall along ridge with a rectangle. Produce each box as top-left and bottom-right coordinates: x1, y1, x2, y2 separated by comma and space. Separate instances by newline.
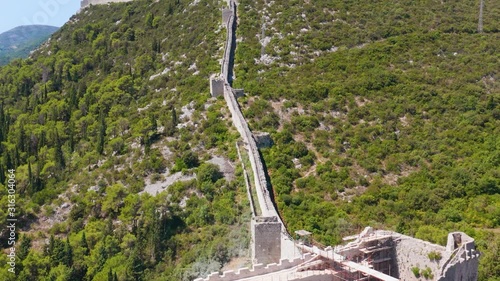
211, 0, 299, 266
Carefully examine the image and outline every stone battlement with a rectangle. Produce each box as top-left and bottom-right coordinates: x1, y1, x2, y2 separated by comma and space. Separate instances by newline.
194, 253, 315, 281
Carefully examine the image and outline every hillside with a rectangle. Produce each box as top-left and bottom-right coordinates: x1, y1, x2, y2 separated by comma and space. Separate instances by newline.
0, 1, 250, 280
0, 0, 498, 280
0, 25, 59, 65
232, 0, 500, 279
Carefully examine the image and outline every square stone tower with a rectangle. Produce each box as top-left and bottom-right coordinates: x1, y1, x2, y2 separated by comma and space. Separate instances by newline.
209, 76, 224, 97
251, 216, 281, 265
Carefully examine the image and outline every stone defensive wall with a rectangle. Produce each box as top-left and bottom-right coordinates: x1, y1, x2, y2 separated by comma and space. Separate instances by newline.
221, 1, 235, 82
220, 0, 277, 218
193, 253, 316, 281
438, 232, 480, 281
336, 227, 480, 281
223, 83, 276, 217
81, 0, 133, 9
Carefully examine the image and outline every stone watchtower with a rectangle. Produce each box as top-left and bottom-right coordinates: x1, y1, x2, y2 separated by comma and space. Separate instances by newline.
251, 216, 281, 265
209, 75, 224, 97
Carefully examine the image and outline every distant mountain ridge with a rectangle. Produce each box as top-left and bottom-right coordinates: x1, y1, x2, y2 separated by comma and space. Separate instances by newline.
0, 25, 59, 65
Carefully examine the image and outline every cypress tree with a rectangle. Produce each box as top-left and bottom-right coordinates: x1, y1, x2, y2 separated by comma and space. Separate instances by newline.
14, 147, 20, 167
18, 235, 32, 261
97, 243, 107, 273
97, 109, 106, 155
34, 160, 43, 192
108, 268, 113, 281
5, 151, 13, 170
68, 121, 75, 153
27, 161, 33, 194
52, 238, 66, 265
64, 237, 73, 267
80, 232, 90, 256
46, 235, 55, 257
128, 248, 144, 281
0, 164, 5, 185
18, 125, 26, 153
0, 101, 5, 143
171, 107, 177, 126
54, 129, 65, 169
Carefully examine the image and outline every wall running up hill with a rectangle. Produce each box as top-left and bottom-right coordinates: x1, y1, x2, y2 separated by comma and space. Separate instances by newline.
220, 0, 276, 217
218, 0, 300, 265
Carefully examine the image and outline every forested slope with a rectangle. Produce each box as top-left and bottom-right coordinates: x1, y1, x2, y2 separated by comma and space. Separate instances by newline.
232, 0, 500, 279
0, 1, 251, 280
0, 0, 498, 280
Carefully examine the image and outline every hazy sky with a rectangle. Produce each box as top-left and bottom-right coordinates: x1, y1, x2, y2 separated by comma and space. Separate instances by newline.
0, 0, 80, 34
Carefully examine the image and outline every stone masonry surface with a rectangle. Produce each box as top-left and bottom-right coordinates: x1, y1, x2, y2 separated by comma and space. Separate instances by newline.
80, 0, 133, 9
217, 0, 299, 266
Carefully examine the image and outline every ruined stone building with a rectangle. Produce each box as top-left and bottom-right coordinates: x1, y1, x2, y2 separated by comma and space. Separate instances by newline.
196, 227, 480, 281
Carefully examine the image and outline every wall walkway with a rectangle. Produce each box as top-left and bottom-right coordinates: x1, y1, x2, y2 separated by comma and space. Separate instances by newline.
220, 0, 299, 262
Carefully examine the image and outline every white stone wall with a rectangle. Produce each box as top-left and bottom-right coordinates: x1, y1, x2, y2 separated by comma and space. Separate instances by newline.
337, 229, 479, 281
220, 0, 277, 218
81, 0, 133, 9
438, 232, 480, 281
395, 236, 449, 280
194, 253, 315, 281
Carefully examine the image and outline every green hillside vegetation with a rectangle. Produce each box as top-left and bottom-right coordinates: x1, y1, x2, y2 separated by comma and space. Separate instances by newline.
0, 0, 498, 280
0, 1, 250, 280
233, 0, 500, 279
0, 25, 59, 66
